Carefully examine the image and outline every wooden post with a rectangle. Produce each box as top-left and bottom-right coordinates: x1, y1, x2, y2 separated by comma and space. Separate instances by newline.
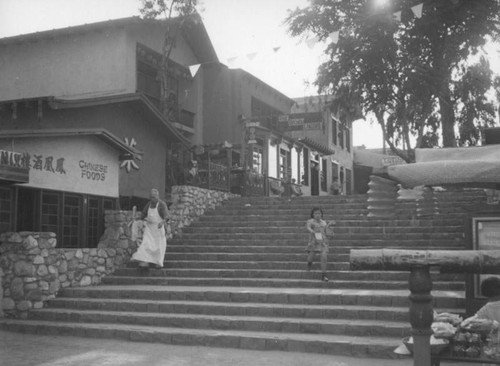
409, 265, 433, 366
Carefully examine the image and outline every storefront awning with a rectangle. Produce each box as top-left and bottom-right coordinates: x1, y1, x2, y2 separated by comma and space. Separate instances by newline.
0, 128, 140, 158
298, 137, 336, 156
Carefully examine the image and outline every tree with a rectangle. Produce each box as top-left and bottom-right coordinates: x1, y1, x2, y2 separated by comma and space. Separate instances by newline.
139, 0, 199, 120
286, 0, 500, 158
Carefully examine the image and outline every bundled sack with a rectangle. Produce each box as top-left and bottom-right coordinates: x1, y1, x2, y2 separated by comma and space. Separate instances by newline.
434, 311, 463, 326
461, 315, 499, 334
432, 322, 457, 339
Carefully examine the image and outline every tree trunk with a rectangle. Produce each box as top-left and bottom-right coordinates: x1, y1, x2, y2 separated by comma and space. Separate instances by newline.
439, 87, 456, 147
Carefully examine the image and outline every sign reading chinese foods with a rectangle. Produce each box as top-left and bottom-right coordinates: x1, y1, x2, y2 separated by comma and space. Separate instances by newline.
0, 136, 119, 197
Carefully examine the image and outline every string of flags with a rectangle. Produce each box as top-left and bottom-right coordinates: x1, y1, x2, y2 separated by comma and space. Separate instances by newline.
186, 2, 424, 78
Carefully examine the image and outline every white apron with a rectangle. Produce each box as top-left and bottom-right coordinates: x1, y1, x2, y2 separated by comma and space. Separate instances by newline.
131, 204, 166, 267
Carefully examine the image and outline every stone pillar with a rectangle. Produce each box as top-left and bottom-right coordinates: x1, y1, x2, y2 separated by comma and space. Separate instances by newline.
408, 265, 433, 366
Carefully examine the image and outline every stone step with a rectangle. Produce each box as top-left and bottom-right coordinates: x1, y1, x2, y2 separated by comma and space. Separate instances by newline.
0, 319, 403, 358
197, 213, 468, 222
113, 264, 465, 283
45, 298, 462, 323
226, 195, 370, 204
115, 268, 464, 282
205, 209, 370, 216
181, 225, 463, 234
189, 218, 466, 227
176, 232, 464, 240
167, 238, 466, 248
221, 202, 369, 209
101, 275, 464, 291
162, 260, 352, 270
165, 245, 353, 254
160, 253, 467, 269
163, 253, 354, 262
57, 285, 465, 309
27, 308, 412, 338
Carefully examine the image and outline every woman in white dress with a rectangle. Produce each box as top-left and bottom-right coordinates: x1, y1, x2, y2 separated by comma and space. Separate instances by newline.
131, 188, 169, 270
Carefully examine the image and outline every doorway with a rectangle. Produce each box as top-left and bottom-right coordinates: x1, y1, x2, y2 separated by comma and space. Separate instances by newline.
310, 161, 320, 196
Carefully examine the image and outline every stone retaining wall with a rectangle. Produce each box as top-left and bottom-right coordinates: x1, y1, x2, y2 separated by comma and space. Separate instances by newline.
0, 185, 238, 318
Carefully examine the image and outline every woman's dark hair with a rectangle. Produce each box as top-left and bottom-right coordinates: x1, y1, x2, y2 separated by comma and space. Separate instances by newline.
310, 207, 323, 218
481, 277, 500, 298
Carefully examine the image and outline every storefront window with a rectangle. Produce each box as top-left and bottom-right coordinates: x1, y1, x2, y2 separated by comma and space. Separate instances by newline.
63, 194, 82, 248
0, 187, 12, 233
268, 143, 277, 179
41, 192, 60, 234
302, 148, 309, 185
321, 158, 328, 192
252, 146, 263, 174
19, 188, 115, 248
291, 149, 299, 183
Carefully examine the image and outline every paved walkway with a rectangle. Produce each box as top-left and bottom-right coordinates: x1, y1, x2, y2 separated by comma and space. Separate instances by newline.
0, 330, 474, 366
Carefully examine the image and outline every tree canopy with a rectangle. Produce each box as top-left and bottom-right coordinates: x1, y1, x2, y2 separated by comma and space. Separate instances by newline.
286, 0, 500, 159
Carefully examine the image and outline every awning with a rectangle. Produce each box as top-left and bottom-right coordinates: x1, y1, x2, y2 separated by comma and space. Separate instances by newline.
298, 137, 336, 156
0, 128, 140, 157
388, 145, 500, 188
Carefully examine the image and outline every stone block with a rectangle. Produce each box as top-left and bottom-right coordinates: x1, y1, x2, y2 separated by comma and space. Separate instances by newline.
16, 300, 32, 311
26, 289, 42, 301
33, 255, 44, 264
80, 276, 92, 286
48, 265, 57, 274
2, 297, 15, 310
58, 260, 68, 273
10, 278, 24, 300
36, 265, 48, 277
14, 261, 34, 276
24, 283, 38, 291
22, 235, 38, 250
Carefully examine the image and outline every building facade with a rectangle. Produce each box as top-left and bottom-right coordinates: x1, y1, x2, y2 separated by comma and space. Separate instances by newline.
289, 95, 355, 195
0, 16, 217, 246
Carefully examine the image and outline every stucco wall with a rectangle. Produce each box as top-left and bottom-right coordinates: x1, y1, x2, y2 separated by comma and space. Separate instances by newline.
0, 28, 130, 101
0, 102, 170, 199
0, 136, 120, 197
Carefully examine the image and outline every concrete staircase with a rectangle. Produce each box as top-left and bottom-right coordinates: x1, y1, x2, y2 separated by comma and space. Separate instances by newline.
0, 189, 487, 358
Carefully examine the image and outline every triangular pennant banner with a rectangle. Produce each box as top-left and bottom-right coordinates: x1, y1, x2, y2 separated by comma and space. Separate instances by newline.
188, 64, 201, 77
411, 3, 423, 18
272, 46, 281, 53
328, 31, 339, 44
393, 11, 401, 22
305, 36, 318, 49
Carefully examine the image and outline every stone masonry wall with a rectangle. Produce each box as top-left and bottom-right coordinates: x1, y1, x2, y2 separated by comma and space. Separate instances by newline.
0, 186, 238, 318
